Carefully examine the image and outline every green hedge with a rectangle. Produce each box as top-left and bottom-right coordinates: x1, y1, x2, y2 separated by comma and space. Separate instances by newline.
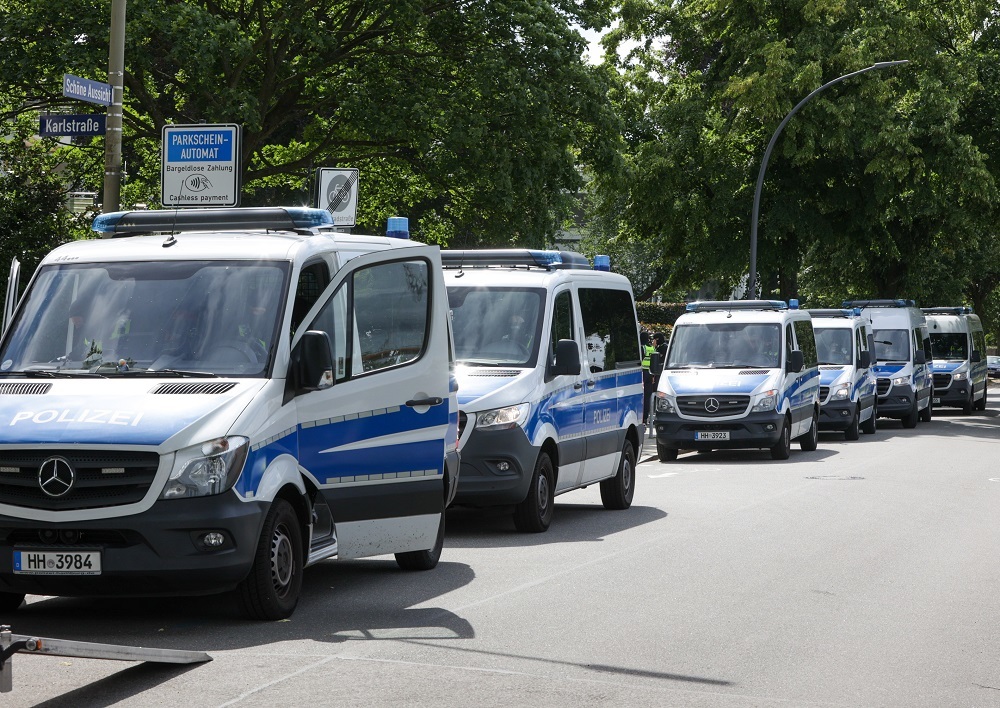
636, 301, 687, 326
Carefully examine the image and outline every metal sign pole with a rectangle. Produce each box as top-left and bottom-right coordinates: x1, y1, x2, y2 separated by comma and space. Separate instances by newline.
102, 0, 127, 213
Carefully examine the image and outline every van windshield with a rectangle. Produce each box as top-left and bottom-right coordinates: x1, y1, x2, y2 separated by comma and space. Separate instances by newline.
815, 328, 853, 365
666, 323, 780, 369
929, 333, 967, 360
0, 260, 288, 377
447, 287, 544, 367
873, 329, 910, 363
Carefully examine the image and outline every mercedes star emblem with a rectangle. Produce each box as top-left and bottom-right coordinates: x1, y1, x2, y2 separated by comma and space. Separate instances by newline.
38, 456, 76, 498
704, 397, 720, 413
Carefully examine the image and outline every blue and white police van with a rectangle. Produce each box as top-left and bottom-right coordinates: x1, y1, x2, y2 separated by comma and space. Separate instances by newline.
441, 250, 642, 533
0, 208, 459, 619
922, 306, 988, 414
844, 300, 932, 429
808, 308, 877, 439
653, 300, 820, 461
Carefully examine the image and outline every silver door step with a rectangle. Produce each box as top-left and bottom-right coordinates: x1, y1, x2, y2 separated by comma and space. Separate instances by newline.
1, 625, 211, 693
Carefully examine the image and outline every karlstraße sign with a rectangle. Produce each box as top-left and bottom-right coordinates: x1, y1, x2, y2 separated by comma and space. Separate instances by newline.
62, 74, 112, 106
39, 114, 107, 137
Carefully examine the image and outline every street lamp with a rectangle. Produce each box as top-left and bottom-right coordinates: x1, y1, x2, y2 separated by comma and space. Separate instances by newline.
747, 60, 909, 299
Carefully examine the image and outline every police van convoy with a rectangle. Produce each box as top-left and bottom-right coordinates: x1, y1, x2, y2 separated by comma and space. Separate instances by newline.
845, 300, 933, 429
441, 250, 642, 533
808, 308, 877, 439
922, 306, 988, 414
0, 208, 459, 620
653, 300, 820, 461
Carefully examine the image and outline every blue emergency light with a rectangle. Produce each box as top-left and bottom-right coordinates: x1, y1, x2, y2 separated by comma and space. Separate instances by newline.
594, 255, 611, 271
386, 216, 410, 239
92, 207, 334, 236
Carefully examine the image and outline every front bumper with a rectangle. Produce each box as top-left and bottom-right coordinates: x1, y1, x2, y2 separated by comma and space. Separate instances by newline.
877, 386, 915, 417
819, 399, 855, 430
0, 493, 266, 597
653, 410, 785, 451
453, 426, 538, 506
932, 382, 972, 407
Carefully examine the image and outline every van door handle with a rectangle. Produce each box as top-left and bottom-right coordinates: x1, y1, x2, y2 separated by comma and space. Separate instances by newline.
587, 379, 596, 386
574, 382, 583, 390
405, 397, 443, 407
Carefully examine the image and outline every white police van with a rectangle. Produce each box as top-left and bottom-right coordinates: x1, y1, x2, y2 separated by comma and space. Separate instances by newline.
922, 306, 988, 414
653, 300, 820, 461
441, 250, 642, 533
844, 300, 932, 429
808, 308, 877, 439
0, 208, 459, 619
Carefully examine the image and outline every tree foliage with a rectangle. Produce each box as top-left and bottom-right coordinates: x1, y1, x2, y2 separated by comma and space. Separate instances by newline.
0, 0, 620, 246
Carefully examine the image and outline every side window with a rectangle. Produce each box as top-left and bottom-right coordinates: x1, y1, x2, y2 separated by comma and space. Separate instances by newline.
353, 259, 429, 373
785, 324, 794, 361
578, 287, 640, 372
916, 328, 930, 360
855, 327, 865, 356
549, 290, 574, 366
793, 320, 818, 368
973, 329, 986, 359
307, 259, 430, 381
291, 261, 330, 337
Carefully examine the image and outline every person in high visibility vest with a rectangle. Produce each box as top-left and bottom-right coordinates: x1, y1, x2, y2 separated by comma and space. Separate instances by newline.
641, 331, 655, 424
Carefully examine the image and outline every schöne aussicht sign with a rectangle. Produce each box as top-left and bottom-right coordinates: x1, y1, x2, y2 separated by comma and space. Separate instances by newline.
161, 124, 241, 207
62, 74, 112, 106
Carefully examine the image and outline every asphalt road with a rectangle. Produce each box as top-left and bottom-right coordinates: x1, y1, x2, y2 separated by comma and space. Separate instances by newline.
3, 391, 1000, 707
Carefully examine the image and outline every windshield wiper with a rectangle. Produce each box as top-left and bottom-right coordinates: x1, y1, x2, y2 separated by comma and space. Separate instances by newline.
128, 369, 220, 378
458, 360, 522, 368
0, 370, 107, 378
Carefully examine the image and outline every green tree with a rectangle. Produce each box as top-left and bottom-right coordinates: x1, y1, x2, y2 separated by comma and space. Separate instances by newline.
1, 0, 620, 247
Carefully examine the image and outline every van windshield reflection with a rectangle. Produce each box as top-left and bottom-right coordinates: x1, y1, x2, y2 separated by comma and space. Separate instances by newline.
447, 287, 544, 367
666, 323, 780, 369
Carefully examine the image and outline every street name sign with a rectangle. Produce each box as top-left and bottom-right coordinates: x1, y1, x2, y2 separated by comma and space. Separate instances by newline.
316, 167, 359, 227
62, 74, 112, 106
39, 114, 107, 137
161, 124, 241, 207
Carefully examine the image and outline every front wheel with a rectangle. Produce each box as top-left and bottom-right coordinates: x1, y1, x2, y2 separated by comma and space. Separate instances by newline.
976, 387, 988, 411
861, 404, 877, 435
238, 498, 304, 621
844, 406, 860, 441
919, 397, 932, 422
601, 440, 635, 510
657, 443, 678, 462
513, 452, 555, 533
799, 409, 819, 452
770, 417, 791, 460
0, 591, 25, 612
396, 512, 444, 571
902, 399, 918, 429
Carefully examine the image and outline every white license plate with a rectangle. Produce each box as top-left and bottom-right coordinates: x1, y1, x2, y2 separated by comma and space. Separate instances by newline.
933, 398, 940, 405
695, 431, 730, 441
14, 549, 101, 575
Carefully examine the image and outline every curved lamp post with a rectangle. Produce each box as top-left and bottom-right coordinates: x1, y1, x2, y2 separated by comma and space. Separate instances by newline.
747, 60, 909, 299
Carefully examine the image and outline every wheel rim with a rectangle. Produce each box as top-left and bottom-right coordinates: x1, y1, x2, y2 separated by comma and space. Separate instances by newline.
270, 523, 295, 597
622, 455, 632, 495
537, 471, 550, 513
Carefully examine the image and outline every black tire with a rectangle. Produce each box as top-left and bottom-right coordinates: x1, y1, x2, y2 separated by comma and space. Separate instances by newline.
657, 443, 678, 462
919, 397, 932, 422
861, 405, 877, 435
513, 452, 555, 533
601, 440, 635, 510
0, 591, 25, 612
977, 387, 988, 411
844, 406, 860, 441
396, 513, 444, 571
902, 399, 918, 428
799, 409, 819, 452
239, 498, 303, 621
770, 417, 791, 460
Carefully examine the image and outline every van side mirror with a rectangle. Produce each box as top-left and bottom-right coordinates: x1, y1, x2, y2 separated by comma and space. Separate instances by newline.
971, 350, 982, 363
552, 339, 581, 376
649, 351, 662, 376
914, 350, 926, 365
786, 350, 804, 373
292, 330, 335, 393
858, 351, 871, 369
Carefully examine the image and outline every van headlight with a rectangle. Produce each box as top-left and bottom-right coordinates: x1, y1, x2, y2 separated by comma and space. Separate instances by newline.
655, 393, 675, 414
476, 404, 530, 431
952, 371, 968, 381
832, 383, 851, 400
161, 436, 249, 499
752, 390, 777, 412
892, 376, 909, 387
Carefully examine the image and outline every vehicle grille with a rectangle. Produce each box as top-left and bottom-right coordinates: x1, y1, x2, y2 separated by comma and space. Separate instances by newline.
819, 386, 830, 401
932, 373, 952, 390
0, 450, 159, 511
876, 378, 891, 396
677, 395, 749, 418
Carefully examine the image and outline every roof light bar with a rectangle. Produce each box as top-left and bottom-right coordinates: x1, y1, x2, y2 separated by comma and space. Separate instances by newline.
842, 299, 916, 309
921, 306, 974, 315
808, 308, 860, 319
440, 249, 592, 270
92, 207, 334, 237
685, 300, 788, 312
